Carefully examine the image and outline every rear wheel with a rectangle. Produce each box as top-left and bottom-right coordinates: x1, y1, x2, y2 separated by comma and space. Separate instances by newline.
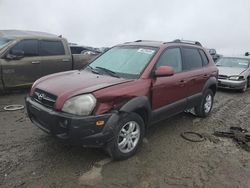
105, 112, 145, 160
195, 89, 214, 117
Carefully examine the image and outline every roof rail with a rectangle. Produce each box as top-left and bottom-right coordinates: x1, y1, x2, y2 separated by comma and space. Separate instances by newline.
171, 39, 202, 46
134, 40, 157, 43
123, 40, 146, 44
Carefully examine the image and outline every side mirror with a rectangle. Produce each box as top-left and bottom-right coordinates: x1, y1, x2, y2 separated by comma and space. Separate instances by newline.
209, 49, 216, 56
6, 50, 24, 60
245, 52, 249, 56
155, 66, 174, 77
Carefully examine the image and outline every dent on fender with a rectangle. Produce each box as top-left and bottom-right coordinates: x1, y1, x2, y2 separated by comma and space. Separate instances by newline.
94, 94, 135, 115
94, 79, 152, 115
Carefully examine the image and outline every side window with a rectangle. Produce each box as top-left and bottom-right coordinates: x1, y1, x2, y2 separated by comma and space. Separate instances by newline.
199, 49, 209, 66
39, 40, 65, 56
10, 39, 38, 57
156, 48, 182, 73
182, 48, 203, 70
70, 47, 84, 54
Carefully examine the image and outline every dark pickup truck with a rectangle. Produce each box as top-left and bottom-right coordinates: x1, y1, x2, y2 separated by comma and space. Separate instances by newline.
0, 30, 97, 91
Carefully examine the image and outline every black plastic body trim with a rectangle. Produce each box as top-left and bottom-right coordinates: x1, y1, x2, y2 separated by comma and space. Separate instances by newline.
119, 96, 152, 124
151, 98, 187, 124
202, 76, 217, 94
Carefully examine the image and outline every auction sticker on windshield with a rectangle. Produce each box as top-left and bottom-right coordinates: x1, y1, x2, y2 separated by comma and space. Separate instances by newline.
137, 48, 155, 54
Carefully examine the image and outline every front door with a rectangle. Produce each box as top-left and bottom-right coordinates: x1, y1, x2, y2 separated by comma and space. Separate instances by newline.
151, 47, 188, 123
1, 39, 41, 87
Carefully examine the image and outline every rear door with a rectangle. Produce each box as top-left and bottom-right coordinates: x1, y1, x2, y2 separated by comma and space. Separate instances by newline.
151, 47, 188, 122
1, 39, 41, 87
181, 47, 206, 108
37, 40, 72, 77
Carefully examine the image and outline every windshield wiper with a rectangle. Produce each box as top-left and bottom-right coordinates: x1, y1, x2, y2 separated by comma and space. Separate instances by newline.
87, 65, 100, 75
95, 66, 120, 78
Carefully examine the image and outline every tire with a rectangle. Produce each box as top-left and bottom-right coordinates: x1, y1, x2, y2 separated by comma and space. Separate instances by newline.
105, 112, 145, 160
195, 89, 214, 117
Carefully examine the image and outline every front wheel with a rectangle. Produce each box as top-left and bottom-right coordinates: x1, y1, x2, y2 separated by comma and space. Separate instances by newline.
105, 112, 145, 160
195, 89, 214, 117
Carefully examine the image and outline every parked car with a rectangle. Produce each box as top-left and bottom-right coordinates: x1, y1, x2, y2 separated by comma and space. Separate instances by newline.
208, 48, 222, 62
0, 30, 98, 91
69, 44, 101, 55
26, 39, 218, 160
216, 56, 250, 92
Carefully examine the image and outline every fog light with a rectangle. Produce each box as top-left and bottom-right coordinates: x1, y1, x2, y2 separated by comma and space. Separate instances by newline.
96, 120, 105, 126
59, 119, 68, 128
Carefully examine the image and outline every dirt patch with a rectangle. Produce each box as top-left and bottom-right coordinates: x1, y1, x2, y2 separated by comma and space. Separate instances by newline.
0, 89, 250, 188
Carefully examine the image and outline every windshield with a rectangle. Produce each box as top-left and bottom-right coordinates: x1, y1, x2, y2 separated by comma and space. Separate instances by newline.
216, 57, 250, 69
86, 46, 157, 79
0, 38, 12, 49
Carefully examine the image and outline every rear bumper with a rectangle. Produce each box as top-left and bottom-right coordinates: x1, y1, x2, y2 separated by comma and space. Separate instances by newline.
25, 96, 114, 147
218, 79, 246, 89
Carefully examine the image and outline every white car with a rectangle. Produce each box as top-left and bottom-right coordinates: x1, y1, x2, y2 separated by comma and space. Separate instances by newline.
216, 56, 250, 92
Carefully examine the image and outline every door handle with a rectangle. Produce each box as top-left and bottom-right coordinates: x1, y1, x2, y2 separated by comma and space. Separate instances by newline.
179, 80, 186, 87
32, 61, 40, 64
62, 59, 70, 62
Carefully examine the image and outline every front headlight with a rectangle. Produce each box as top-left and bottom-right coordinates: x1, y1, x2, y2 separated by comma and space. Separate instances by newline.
229, 76, 244, 80
62, 94, 96, 116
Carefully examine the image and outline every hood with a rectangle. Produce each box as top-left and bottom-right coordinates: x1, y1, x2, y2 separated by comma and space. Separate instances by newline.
217, 66, 246, 76
33, 70, 132, 98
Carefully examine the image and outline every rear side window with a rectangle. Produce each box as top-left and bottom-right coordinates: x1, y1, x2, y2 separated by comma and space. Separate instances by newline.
182, 48, 203, 70
199, 49, 209, 66
70, 47, 84, 54
11, 39, 38, 57
156, 48, 182, 73
39, 40, 65, 56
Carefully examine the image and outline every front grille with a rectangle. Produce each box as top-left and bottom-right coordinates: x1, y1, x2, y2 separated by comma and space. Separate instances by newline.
32, 89, 57, 108
218, 75, 228, 79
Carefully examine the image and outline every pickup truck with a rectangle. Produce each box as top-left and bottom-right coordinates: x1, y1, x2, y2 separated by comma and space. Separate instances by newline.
0, 30, 97, 91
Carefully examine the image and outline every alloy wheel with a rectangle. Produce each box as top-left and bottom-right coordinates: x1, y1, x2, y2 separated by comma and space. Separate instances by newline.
204, 94, 212, 113
117, 121, 140, 153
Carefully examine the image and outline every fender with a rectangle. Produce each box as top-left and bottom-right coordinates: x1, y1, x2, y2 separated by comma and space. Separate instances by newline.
120, 96, 152, 125
102, 96, 152, 133
202, 76, 217, 94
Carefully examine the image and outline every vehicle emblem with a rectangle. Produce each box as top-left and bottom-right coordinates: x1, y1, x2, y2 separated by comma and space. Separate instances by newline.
38, 93, 45, 101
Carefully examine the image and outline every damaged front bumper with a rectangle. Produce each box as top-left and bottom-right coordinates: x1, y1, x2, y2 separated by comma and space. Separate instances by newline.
218, 79, 247, 90
25, 96, 115, 147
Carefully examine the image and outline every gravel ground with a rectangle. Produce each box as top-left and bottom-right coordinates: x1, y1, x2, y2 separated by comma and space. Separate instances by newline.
0, 89, 250, 188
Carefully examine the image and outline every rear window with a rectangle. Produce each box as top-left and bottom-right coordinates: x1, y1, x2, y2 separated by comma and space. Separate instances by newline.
70, 46, 84, 54
182, 48, 203, 70
39, 40, 65, 56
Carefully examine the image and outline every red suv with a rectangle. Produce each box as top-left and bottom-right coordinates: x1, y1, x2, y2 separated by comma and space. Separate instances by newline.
26, 40, 218, 160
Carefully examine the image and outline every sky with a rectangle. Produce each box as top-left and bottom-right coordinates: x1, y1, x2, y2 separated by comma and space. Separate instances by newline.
0, 0, 249, 55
